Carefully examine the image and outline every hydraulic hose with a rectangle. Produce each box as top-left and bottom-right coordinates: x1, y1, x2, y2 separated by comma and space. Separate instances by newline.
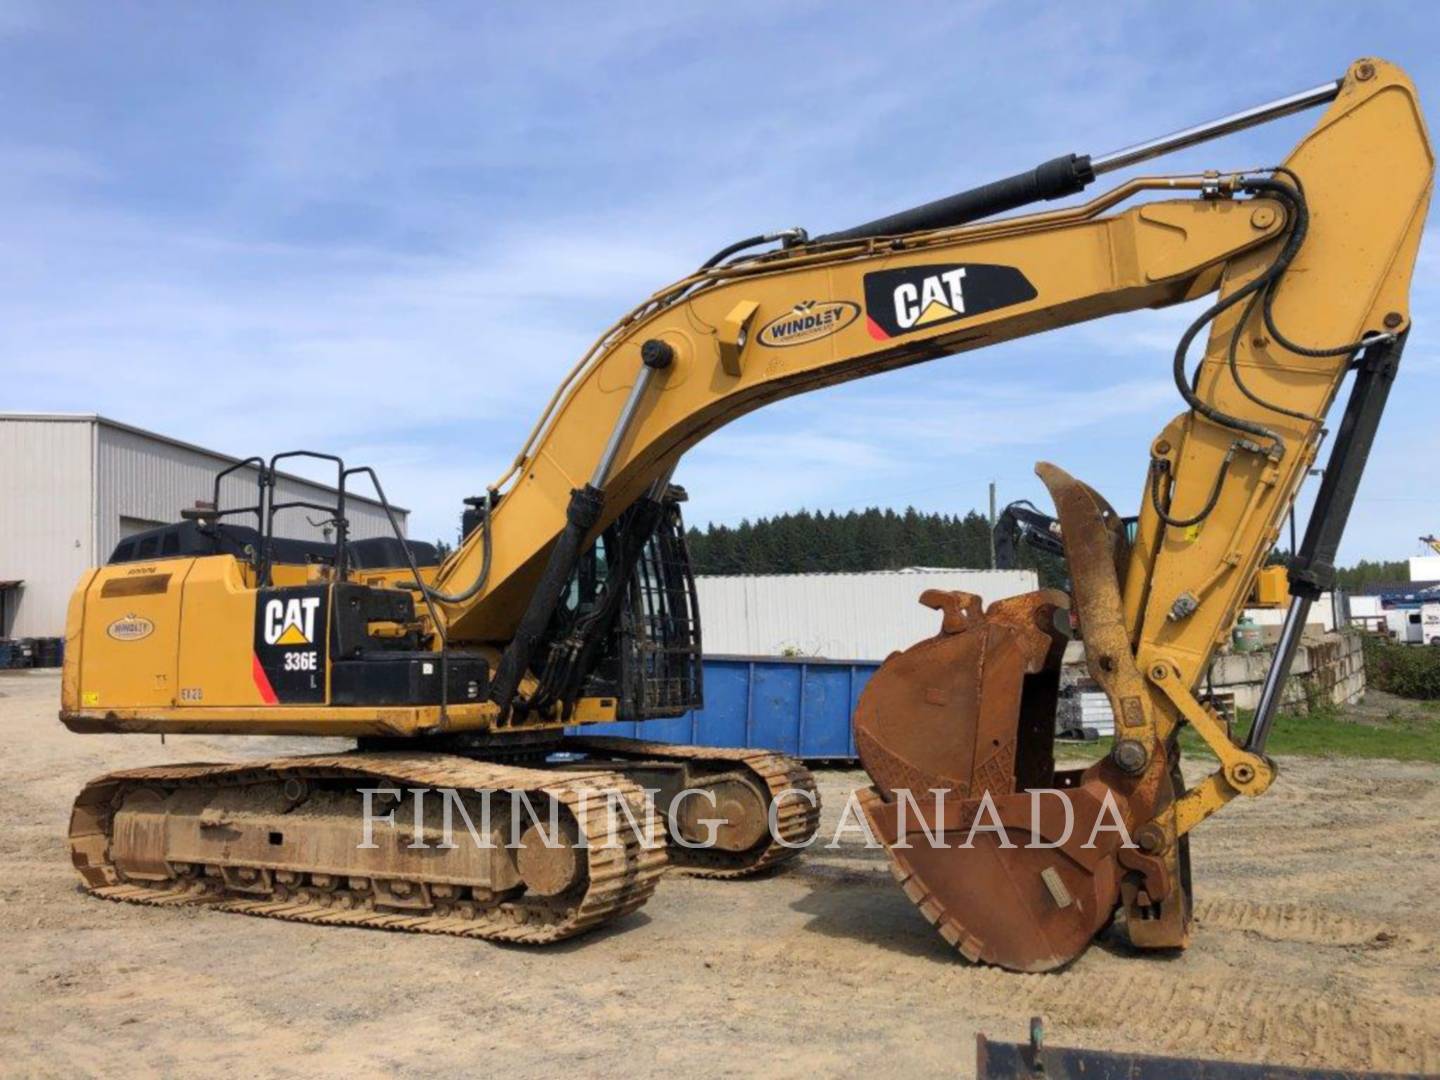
1148, 451, 1236, 529
426, 492, 495, 605
1226, 290, 1321, 423
699, 228, 808, 269
1159, 168, 1394, 533
1157, 174, 1307, 529
1256, 176, 1394, 359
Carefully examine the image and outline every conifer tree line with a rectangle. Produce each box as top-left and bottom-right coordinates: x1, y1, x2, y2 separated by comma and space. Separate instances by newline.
684, 506, 1399, 593
684, 506, 1066, 587
1332, 559, 1415, 591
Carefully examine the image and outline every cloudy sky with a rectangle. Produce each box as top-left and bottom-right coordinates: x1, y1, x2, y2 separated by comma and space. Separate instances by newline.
3, 2, 1436, 562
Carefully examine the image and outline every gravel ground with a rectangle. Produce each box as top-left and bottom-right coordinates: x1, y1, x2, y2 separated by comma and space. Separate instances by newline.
3, 670, 1438, 1078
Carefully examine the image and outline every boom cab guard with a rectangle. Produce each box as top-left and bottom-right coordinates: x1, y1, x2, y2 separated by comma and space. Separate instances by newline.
529, 486, 704, 723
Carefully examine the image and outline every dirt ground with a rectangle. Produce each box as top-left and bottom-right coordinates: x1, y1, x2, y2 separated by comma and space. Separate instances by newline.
3, 670, 1439, 1078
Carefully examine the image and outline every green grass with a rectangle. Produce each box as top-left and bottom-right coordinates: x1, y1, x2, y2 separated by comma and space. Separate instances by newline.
1057, 700, 1440, 765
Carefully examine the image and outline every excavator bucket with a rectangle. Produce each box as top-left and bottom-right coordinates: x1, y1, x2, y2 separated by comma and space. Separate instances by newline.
854, 463, 1184, 972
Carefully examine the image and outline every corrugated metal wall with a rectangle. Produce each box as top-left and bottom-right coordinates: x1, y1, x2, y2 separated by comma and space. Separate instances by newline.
0, 419, 93, 637
95, 423, 401, 560
693, 569, 1039, 662
2, 416, 409, 637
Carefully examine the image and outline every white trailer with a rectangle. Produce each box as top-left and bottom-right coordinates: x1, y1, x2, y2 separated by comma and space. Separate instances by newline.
1387, 607, 1426, 644
1422, 602, 1440, 646
1388, 610, 1434, 642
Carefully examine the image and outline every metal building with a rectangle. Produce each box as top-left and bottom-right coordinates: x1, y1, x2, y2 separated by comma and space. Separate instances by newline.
693, 568, 1039, 662
0, 414, 408, 638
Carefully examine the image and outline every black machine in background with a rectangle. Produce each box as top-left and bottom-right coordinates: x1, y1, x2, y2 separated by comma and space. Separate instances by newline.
993, 499, 1138, 585
993, 499, 1067, 571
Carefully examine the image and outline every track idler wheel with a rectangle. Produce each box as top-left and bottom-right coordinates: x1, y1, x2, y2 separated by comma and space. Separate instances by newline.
854, 588, 1153, 972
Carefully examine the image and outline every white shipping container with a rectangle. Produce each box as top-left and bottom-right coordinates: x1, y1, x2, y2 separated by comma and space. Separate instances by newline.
1408, 555, 1440, 582
1349, 595, 1384, 619
693, 568, 1039, 662
1078, 691, 1117, 737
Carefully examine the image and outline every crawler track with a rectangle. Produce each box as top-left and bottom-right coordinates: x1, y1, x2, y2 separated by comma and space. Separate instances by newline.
69, 753, 667, 944
565, 737, 821, 878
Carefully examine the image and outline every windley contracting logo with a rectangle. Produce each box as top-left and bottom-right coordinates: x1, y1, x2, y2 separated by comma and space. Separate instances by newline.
862, 263, 1036, 340
756, 300, 860, 348
106, 614, 154, 641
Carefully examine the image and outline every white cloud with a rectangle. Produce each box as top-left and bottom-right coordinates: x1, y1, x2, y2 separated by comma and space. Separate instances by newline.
2, 3, 1435, 564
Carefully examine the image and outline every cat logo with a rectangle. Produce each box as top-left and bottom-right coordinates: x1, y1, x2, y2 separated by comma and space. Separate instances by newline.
264, 596, 321, 646
893, 268, 969, 330
862, 263, 1037, 340
756, 300, 860, 348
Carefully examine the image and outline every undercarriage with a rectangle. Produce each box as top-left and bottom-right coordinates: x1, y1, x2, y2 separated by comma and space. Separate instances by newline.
69, 737, 821, 941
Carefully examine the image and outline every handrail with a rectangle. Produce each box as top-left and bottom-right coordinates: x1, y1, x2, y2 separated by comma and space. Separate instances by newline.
344, 465, 450, 728
261, 451, 347, 587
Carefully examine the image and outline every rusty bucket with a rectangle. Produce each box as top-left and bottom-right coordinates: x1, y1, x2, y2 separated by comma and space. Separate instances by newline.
853, 465, 1186, 972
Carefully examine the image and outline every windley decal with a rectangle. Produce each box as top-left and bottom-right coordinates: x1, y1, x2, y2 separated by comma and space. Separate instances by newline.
106, 614, 155, 641
862, 263, 1036, 340
757, 300, 860, 348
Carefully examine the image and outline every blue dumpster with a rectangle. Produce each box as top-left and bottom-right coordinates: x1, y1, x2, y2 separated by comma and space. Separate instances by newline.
573, 654, 878, 761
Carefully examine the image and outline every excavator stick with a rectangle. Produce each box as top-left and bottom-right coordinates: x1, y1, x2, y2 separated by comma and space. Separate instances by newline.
854, 465, 1184, 972
849, 59, 1431, 970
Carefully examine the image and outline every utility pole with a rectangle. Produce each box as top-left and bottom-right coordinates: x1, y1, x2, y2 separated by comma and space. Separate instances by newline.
988, 481, 997, 570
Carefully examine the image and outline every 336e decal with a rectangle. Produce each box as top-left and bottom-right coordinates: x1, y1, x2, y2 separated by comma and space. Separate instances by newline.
862, 263, 1036, 340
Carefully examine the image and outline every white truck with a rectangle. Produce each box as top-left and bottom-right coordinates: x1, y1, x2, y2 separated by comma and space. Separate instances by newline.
1424, 601, 1440, 645
1386, 602, 1440, 644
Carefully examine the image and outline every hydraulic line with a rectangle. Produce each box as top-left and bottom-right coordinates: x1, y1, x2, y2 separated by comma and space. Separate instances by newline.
1154, 173, 1322, 529
425, 491, 495, 606
1226, 290, 1322, 423
699, 228, 808, 269
1154, 167, 1399, 545
1169, 179, 1305, 458
1148, 449, 1236, 529
1256, 169, 1396, 359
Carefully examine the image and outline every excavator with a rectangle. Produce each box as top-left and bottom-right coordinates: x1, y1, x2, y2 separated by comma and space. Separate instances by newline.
60, 58, 1430, 971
